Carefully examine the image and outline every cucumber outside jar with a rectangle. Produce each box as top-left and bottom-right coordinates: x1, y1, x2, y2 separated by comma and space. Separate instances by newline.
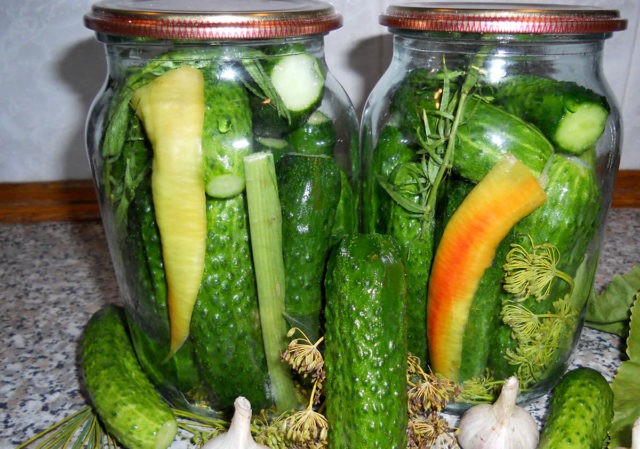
361, 2, 626, 410
84, 0, 358, 417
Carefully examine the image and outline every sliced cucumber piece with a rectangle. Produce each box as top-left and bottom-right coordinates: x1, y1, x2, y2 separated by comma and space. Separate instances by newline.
492, 75, 610, 155
269, 53, 325, 114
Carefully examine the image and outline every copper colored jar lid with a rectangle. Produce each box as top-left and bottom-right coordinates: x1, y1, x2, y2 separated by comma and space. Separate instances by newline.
380, 3, 627, 35
84, 0, 342, 40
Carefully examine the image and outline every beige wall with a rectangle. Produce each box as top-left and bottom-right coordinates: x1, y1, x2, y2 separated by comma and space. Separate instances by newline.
0, 0, 637, 182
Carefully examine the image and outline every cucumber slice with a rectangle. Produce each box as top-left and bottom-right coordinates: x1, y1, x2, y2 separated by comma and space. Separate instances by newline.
251, 52, 325, 136
254, 136, 291, 163
269, 53, 325, 114
554, 102, 609, 154
492, 75, 610, 155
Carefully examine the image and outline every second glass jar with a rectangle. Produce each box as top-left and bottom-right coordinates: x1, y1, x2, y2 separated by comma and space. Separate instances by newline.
361, 3, 626, 407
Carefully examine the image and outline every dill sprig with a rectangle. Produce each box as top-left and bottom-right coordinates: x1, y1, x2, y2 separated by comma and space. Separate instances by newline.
15, 406, 118, 449
281, 327, 325, 384
502, 297, 578, 388
409, 414, 460, 449
16, 403, 296, 449
251, 409, 292, 449
377, 60, 462, 237
281, 382, 329, 449
503, 235, 575, 301
279, 327, 329, 448
457, 374, 503, 404
406, 355, 460, 449
406, 354, 460, 415
172, 408, 227, 446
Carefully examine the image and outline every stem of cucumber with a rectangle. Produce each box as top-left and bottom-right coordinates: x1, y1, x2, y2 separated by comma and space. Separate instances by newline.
244, 152, 299, 412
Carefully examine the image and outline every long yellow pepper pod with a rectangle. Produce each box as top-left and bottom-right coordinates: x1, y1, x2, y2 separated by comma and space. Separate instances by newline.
132, 66, 207, 359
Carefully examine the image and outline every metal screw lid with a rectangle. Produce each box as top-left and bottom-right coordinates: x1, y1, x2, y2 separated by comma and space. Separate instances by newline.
84, 0, 342, 40
380, 3, 627, 34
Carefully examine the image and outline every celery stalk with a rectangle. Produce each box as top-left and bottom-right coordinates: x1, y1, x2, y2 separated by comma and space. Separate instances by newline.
244, 152, 298, 412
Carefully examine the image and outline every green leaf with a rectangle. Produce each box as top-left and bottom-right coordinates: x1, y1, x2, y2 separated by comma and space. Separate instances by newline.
585, 265, 640, 336
609, 292, 640, 448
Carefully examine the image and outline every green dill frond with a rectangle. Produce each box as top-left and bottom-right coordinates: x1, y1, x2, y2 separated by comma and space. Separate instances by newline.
173, 408, 227, 445
14, 406, 119, 449
502, 301, 542, 339
503, 235, 574, 301
457, 374, 503, 404
502, 297, 578, 388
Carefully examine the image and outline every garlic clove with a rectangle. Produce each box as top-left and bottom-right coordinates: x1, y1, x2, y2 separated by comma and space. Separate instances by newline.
457, 377, 539, 449
202, 397, 269, 449
614, 417, 640, 449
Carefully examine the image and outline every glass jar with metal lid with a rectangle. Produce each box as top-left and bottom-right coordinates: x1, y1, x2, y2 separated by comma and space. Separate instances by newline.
361, 3, 626, 407
84, 0, 358, 416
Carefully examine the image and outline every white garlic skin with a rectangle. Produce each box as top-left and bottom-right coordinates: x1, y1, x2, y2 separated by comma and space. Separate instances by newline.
614, 416, 640, 449
202, 396, 269, 449
457, 377, 539, 449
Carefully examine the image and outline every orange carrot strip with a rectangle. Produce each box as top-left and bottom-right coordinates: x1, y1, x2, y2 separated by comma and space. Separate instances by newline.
427, 155, 546, 380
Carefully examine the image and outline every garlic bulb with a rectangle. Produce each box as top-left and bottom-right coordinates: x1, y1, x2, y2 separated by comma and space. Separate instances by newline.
457, 376, 538, 449
202, 397, 269, 449
614, 417, 640, 449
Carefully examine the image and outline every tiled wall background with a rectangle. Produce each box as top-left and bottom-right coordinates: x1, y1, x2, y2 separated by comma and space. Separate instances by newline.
0, 0, 637, 183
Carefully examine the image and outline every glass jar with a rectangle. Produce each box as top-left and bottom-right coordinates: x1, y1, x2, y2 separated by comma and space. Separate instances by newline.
361, 3, 626, 407
84, 0, 358, 415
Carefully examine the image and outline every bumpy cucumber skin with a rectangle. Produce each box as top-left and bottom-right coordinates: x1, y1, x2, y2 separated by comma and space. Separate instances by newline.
190, 195, 271, 411
363, 124, 415, 233
286, 112, 336, 157
386, 162, 434, 364
458, 239, 511, 380
538, 367, 614, 449
388, 68, 441, 144
201, 67, 253, 191
454, 97, 554, 182
492, 75, 610, 154
324, 234, 408, 449
489, 154, 601, 381
387, 69, 554, 184
330, 169, 356, 247
517, 154, 601, 295
277, 154, 341, 342
82, 306, 177, 449
125, 181, 203, 403
188, 67, 272, 411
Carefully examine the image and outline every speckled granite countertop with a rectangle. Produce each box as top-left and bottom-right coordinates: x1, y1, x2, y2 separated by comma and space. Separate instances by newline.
2, 209, 639, 448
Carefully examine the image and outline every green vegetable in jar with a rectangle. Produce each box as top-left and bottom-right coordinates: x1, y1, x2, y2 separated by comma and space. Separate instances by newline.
324, 233, 409, 449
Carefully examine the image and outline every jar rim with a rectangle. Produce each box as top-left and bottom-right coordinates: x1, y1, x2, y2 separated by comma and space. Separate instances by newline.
380, 2, 627, 35
84, 0, 342, 40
